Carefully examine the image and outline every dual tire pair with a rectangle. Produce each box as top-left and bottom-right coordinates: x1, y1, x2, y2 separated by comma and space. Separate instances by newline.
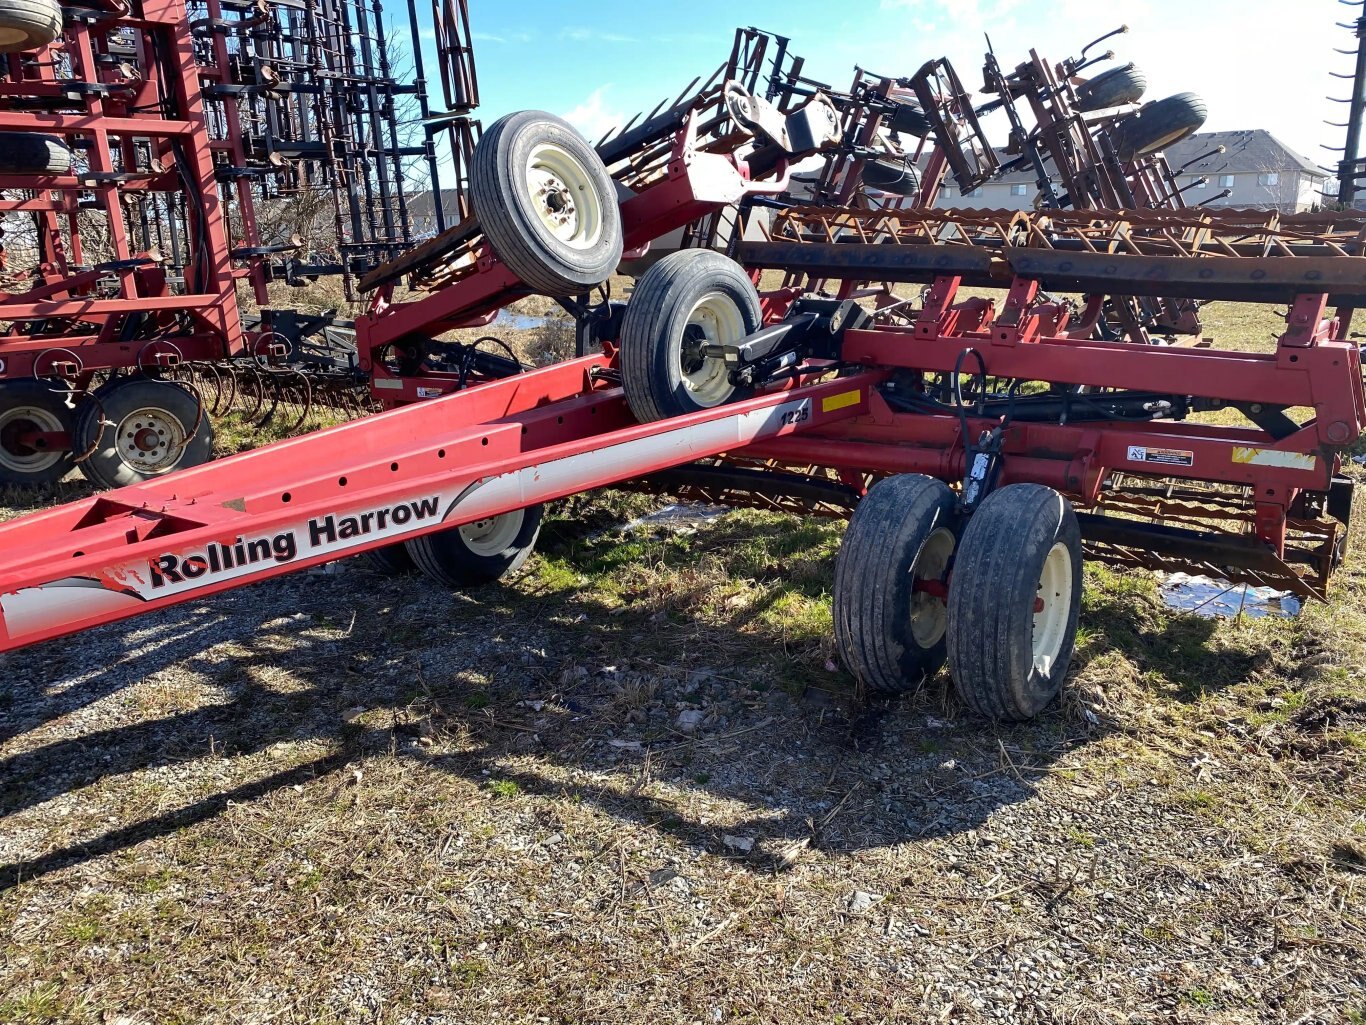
834, 474, 1083, 721
0, 376, 212, 488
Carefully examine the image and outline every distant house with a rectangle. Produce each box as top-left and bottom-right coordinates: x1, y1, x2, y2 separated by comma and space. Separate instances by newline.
930, 130, 1328, 214
403, 189, 466, 237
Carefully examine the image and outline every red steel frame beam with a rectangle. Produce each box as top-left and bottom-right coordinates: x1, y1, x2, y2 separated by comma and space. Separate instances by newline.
0, 361, 877, 651
744, 287, 1365, 559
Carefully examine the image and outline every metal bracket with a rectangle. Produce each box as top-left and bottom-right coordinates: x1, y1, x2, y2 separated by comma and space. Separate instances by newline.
723, 82, 840, 155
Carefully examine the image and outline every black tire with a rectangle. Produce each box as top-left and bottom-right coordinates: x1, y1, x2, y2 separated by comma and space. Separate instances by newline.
405, 504, 544, 587
888, 102, 932, 138
833, 474, 958, 696
618, 250, 761, 423
0, 132, 70, 174
361, 543, 417, 575
947, 484, 1083, 722
0, 0, 60, 53
861, 156, 920, 197
1073, 63, 1147, 112
73, 377, 213, 489
0, 378, 73, 485
470, 110, 623, 297
1109, 92, 1207, 161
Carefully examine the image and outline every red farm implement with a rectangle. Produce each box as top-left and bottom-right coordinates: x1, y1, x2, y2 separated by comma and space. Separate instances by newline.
0, 198, 1362, 719
0, 19, 1362, 723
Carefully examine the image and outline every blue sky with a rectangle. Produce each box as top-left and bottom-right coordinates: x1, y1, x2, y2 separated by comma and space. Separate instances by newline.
406, 0, 1350, 180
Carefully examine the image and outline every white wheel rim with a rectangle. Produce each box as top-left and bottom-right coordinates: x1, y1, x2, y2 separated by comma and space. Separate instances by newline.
525, 142, 603, 251
115, 406, 187, 474
457, 509, 524, 557
0, 403, 63, 474
679, 291, 745, 407
1032, 541, 1073, 674
909, 527, 954, 648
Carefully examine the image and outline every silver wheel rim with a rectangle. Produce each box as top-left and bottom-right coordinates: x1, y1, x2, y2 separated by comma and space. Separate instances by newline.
115, 406, 187, 474
679, 291, 744, 407
0, 403, 64, 474
458, 509, 524, 557
525, 142, 602, 251
909, 527, 954, 648
1032, 541, 1073, 674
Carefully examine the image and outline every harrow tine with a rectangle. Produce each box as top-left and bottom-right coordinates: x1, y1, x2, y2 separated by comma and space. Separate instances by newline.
235, 362, 265, 423
252, 368, 282, 429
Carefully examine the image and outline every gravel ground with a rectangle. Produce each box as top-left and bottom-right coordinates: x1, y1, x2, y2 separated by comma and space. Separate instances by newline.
1, 475, 1364, 1023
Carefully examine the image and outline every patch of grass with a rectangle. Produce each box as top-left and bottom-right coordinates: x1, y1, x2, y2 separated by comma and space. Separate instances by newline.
1180, 789, 1219, 812
1142, 924, 1177, 944
0, 982, 70, 1023
135, 868, 173, 894
1065, 827, 1097, 849
487, 779, 520, 798
1181, 988, 1215, 1009
452, 959, 489, 989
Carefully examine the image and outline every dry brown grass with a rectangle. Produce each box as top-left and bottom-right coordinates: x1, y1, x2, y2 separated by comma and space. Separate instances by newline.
1, 467, 1364, 1023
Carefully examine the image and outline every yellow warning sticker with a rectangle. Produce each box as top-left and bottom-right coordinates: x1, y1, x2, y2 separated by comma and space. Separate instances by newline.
1232, 447, 1317, 471
821, 389, 862, 413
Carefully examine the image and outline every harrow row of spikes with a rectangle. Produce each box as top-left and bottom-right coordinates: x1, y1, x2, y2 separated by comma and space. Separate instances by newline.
164, 361, 377, 435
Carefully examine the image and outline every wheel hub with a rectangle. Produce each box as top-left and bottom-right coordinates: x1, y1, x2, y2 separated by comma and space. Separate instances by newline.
524, 142, 602, 251
457, 509, 524, 557
0, 404, 64, 473
132, 426, 162, 452
116, 406, 186, 474
535, 178, 577, 232
679, 292, 745, 406
679, 324, 708, 375
909, 528, 955, 649
1, 414, 42, 455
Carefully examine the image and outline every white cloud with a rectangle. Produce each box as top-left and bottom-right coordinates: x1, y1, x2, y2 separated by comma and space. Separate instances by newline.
472, 29, 531, 44
560, 27, 637, 44
562, 85, 626, 143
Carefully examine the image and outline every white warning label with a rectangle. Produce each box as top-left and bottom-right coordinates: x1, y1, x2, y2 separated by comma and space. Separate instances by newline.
1126, 445, 1194, 468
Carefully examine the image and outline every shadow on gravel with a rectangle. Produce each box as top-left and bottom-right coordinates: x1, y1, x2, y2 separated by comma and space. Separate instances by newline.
0, 507, 1249, 890
0, 614, 243, 747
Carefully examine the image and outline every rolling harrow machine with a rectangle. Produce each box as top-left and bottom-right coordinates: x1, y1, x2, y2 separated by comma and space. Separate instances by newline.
0, 16, 1362, 721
